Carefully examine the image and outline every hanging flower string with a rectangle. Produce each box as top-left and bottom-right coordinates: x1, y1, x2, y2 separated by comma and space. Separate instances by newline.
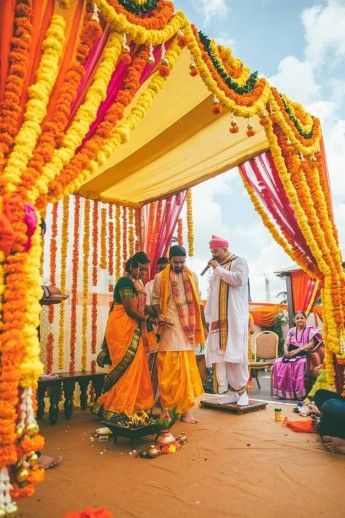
100, 207, 107, 269
57, 195, 70, 370
0, 0, 33, 182
108, 203, 114, 292
115, 204, 121, 278
92, 200, 99, 286
81, 198, 91, 372
186, 189, 194, 256
177, 217, 183, 245
46, 202, 58, 370
69, 196, 81, 374
122, 205, 128, 262
128, 206, 135, 256
134, 207, 141, 252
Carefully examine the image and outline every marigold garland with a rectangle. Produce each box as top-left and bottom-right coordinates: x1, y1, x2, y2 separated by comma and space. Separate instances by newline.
122, 206, 128, 261
108, 203, 114, 292
128, 206, 135, 256
134, 207, 141, 252
186, 189, 194, 256
177, 217, 183, 245
115, 204, 121, 279
91, 293, 98, 355
69, 195, 81, 374
100, 207, 107, 270
2, 14, 66, 195
19, 12, 102, 200
32, 31, 123, 205
58, 39, 182, 199
92, 200, 99, 286
57, 195, 70, 370
45, 45, 151, 205
81, 198, 91, 372
0, 1, 33, 182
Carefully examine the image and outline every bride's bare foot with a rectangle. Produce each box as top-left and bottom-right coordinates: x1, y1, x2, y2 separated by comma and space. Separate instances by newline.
38, 455, 61, 469
180, 411, 198, 424
322, 435, 345, 455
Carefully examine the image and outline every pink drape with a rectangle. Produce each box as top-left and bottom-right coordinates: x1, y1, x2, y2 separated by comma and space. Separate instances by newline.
142, 192, 186, 278
68, 24, 111, 122
239, 151, 315, 267
82, 43, 162, 144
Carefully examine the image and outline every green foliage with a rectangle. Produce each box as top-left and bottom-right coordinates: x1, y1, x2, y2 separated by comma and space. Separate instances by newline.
154, 407, 180, 430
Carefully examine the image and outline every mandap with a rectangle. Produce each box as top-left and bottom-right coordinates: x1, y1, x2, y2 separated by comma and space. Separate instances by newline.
0, 0, 345, 513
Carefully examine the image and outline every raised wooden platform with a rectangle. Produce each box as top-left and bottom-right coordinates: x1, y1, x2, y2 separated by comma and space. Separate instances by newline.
200, 395, 268, 414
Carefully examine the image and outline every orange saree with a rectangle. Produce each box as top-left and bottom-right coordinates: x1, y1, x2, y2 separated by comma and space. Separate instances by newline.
92, 278, 154, 419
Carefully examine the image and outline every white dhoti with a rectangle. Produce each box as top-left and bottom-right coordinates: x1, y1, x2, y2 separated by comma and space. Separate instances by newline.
216, 361, 249, 393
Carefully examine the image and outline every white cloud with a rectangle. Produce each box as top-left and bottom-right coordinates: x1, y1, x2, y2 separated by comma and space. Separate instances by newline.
303, 0, 345, 68
269, 56, 320, 105
190, 0, 229, 24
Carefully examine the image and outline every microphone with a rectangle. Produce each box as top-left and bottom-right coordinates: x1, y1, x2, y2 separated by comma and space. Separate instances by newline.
201, 263, 211, 276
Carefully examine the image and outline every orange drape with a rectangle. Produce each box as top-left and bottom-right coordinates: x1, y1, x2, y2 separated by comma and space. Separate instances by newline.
291, 270, 320, 314
0, 0, 16, 103
249, 303, 286, 327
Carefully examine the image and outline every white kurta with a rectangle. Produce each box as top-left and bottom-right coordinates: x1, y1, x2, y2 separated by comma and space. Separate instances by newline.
205, 257, 249, 366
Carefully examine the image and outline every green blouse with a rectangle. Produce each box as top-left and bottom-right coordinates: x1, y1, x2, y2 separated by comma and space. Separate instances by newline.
113, 276, 138, 304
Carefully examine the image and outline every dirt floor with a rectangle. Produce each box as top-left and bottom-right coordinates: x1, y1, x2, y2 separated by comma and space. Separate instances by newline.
19, 397, 345, 518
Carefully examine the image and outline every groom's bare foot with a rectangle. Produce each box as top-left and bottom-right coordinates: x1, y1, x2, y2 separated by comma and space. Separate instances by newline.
322, 435, 345, 455
180, 411, 198, 424
38, 455, 61, 469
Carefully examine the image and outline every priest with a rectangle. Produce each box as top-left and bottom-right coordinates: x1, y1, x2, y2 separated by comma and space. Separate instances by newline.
205, 236, 249, 406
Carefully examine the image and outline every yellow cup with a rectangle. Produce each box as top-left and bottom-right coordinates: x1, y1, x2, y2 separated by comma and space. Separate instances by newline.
274, 408, 282, 422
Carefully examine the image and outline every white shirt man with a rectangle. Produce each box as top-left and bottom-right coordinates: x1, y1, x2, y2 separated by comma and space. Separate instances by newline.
205, 235, 249, 406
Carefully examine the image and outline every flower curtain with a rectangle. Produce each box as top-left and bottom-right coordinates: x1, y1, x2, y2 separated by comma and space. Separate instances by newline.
141, 191, 186, 279
0, 0, 345, 511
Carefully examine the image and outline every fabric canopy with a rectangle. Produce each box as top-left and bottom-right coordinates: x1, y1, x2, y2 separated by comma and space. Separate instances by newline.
79, 48, 268, 204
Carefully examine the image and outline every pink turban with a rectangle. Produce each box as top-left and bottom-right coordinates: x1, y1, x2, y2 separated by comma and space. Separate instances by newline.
209, 235, 229, 249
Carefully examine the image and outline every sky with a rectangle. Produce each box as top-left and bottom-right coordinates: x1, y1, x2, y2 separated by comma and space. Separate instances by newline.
172, 0, 345, 302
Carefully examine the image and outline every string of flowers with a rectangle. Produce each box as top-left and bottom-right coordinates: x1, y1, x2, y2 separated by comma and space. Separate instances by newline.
69, 195, 81, 374
115, 204, 121, 278
100, 207, 107, 269
50, 39, 182, 199
81, 198, 91, 372
57, 195, 70, 370
265, 121, 339, 384
114, 0, 173, 26
2, 14, 66, 194
108, 203, 114, 292
0, 0, 33, 184
19, 11, 102, 200
32, 31, 123, 206
186, 189, 194, 256
122, 206, 128, 261
128, 206, 135, 256
46, 202, 59, 370
45, 44, 151, 204
95, 0, 182, 39
134, 207, 141, 252
0, 195, 28, 495
91, 293, 98, 356
177, 217, 183, 245
92, 200, 99, 286
239, 171, 319, 279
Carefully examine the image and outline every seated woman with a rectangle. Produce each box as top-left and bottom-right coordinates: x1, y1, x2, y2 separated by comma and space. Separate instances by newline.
272, 311, 322, 400
92, 251, 155, 419
313, 389, 345, 455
